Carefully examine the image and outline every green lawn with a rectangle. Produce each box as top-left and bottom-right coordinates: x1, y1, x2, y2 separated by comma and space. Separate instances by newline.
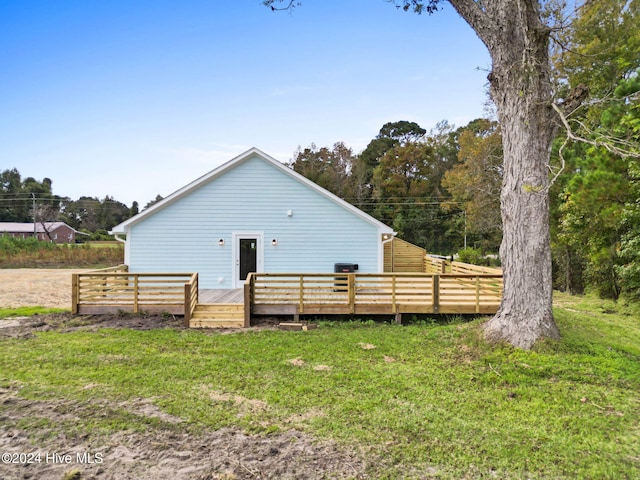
0, 306, 67, 318
1, 292, 638, 479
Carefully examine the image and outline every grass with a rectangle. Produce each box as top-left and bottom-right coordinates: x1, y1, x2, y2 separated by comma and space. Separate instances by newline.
0, 306, 68, 318
1, 292, 639, 479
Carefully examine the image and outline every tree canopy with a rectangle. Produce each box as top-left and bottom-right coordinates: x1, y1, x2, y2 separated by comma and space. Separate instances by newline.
0, 168, 142, 236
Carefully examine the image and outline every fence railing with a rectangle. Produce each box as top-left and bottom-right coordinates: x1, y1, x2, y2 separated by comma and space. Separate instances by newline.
72, 270, 197, 315
248, 272, 503, 316
424, 255, 502, 275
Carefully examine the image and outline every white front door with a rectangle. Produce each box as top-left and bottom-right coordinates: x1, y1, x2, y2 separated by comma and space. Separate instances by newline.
232, 233, 263, 288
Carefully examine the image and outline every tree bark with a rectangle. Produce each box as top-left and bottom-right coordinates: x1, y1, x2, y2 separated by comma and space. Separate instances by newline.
450, 0, 561, 348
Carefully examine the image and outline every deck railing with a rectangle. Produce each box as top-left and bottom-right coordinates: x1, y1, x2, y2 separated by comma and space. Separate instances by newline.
248, 272, 503, 317
72, 266, 503, 323
72, 269, 197, 315
424, 255, 502, 275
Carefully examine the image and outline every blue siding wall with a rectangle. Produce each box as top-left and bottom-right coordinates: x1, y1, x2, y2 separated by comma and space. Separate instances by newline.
128, 155, 384, 288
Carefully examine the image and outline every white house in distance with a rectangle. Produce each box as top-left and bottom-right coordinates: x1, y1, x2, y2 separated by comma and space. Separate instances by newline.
110, 148, 396, 289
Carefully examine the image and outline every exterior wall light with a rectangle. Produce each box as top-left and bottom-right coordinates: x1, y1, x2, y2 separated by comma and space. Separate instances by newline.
272, 238, 278, 246
218, 239, 225, 246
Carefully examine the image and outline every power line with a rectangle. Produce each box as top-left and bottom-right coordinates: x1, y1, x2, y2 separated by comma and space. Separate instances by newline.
0, 196, 131, 205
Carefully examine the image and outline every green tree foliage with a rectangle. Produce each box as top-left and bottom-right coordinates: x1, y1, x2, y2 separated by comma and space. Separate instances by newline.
1, 168, 137, 234
353, 121, 427, 213
371, 140, 457, 253
378, 120, 427, 144
0, 169, 63, 224
0, 169, 27, 222
616, 76, 640, 299
287, 120, 463, 254
550, 0, 640, 299
69, 196, 131, 232
290, 142, 355, 199
555, 146, 630, 299
372, 142, 434, 232
144, 194, 165, 210
554, 0, 640, 106
442, 119, 502, 251
129, 201, 140, 218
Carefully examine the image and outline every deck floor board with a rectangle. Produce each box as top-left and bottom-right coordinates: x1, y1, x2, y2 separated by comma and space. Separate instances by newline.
199, 288, 244, 304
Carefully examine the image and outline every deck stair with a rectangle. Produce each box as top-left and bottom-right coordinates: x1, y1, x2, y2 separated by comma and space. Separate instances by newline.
189, 303, 245, 328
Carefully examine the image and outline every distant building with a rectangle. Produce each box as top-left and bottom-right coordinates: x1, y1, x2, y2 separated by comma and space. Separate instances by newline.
0, 222, 87, 244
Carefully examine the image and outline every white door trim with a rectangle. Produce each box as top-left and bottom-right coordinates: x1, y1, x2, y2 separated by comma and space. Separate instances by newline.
232, 232, 264, 288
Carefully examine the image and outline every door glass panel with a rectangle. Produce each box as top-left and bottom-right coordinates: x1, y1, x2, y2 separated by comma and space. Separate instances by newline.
239, 238, 257, 280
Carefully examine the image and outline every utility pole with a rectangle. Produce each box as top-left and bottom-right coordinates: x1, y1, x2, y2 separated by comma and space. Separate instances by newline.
32, 193, 37, 239
463, 210, 467, 250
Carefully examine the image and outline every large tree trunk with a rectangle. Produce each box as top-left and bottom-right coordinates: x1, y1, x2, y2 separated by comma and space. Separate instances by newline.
486, 84, 560, 348
450, 0, 561, 348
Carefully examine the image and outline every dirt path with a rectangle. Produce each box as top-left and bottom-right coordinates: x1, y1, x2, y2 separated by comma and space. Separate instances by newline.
0, 269, 88, 309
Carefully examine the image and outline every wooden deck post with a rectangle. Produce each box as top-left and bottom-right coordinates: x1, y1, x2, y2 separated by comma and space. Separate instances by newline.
71, 273, 79, 314
391, 275, 397, 313
432, 275, 440, 314
393, 273, 401, 323
133, 274, 139, 313
348, 274, 356, 314
244, 276, 252, 328
184, 282, 192, 327
475, 275, 481, 314
298, 275, 304, 314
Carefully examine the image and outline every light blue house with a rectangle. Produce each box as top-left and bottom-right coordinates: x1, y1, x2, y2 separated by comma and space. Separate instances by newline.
111, 148, 395, 289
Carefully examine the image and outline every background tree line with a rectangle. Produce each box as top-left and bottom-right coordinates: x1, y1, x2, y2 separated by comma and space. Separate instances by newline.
0, 168, 159, 238
290, 119, 502, 257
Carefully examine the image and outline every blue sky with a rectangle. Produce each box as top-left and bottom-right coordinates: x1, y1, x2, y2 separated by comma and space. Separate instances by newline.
0, 0, 490, 207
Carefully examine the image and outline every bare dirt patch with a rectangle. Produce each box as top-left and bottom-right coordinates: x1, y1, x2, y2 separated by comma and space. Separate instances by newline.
0, 268, 88, 309
0, 383, 370, 480
0, 312, 187, 339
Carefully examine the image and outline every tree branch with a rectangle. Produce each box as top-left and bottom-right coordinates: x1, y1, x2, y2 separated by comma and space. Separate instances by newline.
552, 102, 640, 159
447, 0, 493, 47
263, 0, 299, 12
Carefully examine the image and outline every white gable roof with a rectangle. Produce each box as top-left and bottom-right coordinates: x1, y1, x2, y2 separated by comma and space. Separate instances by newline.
111, 147, 395, 235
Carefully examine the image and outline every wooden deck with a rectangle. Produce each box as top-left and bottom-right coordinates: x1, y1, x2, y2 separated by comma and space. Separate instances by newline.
72, 262, 503, 328
247, 272, 502, 321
